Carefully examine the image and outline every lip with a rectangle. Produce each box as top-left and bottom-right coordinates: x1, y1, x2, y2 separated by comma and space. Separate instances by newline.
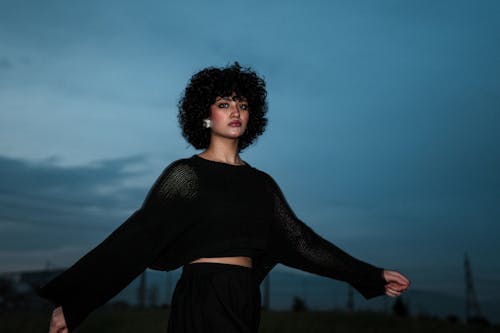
228, 121, 242, 127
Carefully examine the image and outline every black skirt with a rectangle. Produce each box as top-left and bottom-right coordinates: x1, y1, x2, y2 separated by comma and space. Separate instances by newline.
167, 262, 261, 333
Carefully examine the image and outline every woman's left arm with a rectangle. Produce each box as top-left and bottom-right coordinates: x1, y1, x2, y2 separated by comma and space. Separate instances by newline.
263, 173, 410, 299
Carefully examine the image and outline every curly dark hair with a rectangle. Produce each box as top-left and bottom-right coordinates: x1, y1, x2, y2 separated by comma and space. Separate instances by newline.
178, 62, 268, 151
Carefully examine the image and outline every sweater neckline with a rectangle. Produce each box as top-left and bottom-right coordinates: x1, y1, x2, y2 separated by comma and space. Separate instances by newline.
192, 154, 250, 168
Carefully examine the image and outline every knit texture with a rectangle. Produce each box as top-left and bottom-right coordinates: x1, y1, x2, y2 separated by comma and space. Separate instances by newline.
37, 155, 386, 331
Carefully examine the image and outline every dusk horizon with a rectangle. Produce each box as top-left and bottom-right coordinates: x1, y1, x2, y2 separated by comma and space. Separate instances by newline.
1, 0, 499, 325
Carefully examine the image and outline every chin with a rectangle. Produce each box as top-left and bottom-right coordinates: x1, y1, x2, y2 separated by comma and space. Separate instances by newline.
228, 130, 245, 138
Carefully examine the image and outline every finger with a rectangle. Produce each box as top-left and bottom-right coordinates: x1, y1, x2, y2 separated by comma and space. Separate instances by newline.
49, 322, 66, 333
49, 314, 67, 333
385, 289, 401, 297
50, 318, 64, 328
50, 325, 67, 333
394, 272, 411, 286
386, 282, 408, 292
386, 286, 402, 296
388, 272, 409, 286
388, 275, 410, 289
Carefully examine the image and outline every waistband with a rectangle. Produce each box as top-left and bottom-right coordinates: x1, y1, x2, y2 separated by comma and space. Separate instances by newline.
181, 262, 254, 278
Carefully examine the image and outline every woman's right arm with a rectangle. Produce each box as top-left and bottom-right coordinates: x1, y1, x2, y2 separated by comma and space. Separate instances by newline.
37, 160, 198, 331
38, 207, 165, 331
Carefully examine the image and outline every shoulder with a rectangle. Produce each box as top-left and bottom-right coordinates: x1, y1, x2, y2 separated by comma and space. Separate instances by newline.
160, 157, 198, 179
242, 158, 273, 179
252, 168, 272, 182
147, 157, 200, 200
246, 165, 281, 191
246, 166, 290, 204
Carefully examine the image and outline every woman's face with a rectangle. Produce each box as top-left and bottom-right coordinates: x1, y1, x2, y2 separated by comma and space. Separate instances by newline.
208, 93, 249, 141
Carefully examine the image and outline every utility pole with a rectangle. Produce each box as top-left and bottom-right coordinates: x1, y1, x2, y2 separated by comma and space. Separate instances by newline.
165, 272, 172, 306
138, 271, 146, 308
149, 284, 158, 307
262, 275, 270, 310
464, 253, 482, 321
346, 285, 354, 312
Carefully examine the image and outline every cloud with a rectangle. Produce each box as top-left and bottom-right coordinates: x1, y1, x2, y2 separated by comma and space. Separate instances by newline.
0, 56, 31, 71
0, 154, 146, 204
0, 155, 154, 259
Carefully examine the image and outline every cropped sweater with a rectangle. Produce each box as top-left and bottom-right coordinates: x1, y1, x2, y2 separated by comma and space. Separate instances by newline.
37, 155, 386, 331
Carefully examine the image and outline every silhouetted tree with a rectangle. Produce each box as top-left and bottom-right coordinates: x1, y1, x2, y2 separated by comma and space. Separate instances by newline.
292, 296, 308, 312
0, 278, 15, 309
392, 297, 408, 317
467, 316, 490, 326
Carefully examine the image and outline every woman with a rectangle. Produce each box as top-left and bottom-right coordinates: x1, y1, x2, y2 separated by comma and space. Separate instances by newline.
39, 63, 410, 333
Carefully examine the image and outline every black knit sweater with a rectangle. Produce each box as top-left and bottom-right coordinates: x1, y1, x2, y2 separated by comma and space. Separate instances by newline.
37, 155, 386, 331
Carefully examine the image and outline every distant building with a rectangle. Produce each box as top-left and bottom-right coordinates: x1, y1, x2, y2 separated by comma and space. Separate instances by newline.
0, 268, 64, 310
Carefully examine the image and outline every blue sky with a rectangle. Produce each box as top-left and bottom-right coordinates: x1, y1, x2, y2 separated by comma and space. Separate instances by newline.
1, 0, 499, 304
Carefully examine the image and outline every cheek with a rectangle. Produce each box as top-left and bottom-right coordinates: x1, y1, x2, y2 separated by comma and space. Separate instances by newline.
209, 108, 225, 123
241, 111, 250, 122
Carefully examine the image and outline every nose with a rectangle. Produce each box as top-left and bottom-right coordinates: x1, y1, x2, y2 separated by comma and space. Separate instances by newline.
229, 102, 241, 118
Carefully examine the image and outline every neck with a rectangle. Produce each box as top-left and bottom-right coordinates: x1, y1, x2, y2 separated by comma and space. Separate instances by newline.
200, 137, 243, 165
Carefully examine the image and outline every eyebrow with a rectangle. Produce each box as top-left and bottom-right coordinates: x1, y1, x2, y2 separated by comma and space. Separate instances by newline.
215, 96, 248, 102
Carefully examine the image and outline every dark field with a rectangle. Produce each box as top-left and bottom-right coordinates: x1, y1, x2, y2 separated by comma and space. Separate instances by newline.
1, 309, 498, 333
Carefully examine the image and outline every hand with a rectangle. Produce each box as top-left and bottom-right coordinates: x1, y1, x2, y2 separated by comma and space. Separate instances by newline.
383, 270, 410, 297
49, 306, 68, 333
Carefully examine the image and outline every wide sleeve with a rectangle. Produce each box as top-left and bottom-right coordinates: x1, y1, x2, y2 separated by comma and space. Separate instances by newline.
36, 160, 198, 331
263, 173, 386, 299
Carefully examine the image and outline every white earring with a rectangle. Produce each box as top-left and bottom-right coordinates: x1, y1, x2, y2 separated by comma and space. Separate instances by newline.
202, 118, 211, 128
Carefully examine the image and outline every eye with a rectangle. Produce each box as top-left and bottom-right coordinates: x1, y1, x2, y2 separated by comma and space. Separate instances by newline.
239, 103, 249, 110
217, 102, 229, 108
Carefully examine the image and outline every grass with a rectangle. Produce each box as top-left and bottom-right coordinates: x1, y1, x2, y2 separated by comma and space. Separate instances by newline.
1, 308, 498, 333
